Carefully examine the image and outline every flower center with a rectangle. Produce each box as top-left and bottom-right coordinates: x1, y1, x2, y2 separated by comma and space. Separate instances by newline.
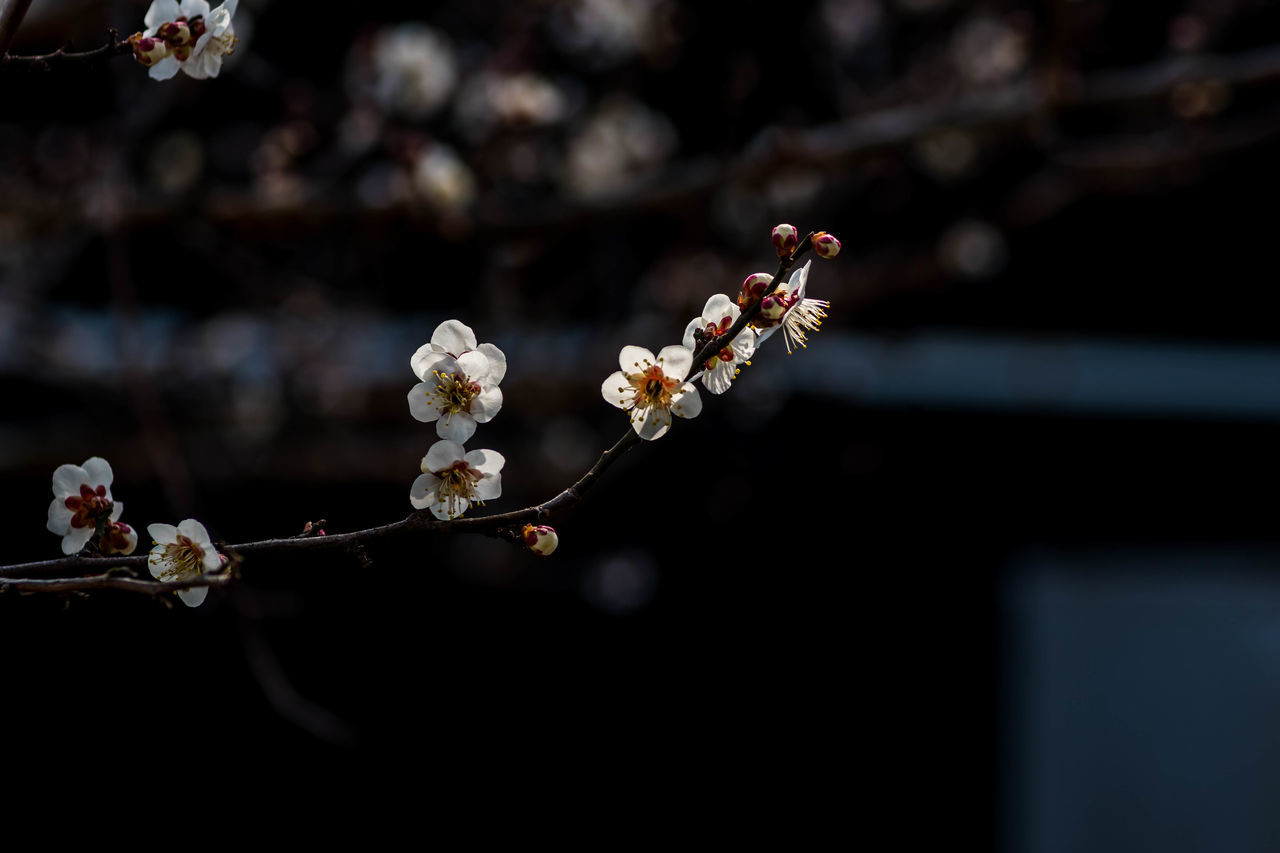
692, 317, 735, 370
436, 461, 483, 517
64, 484, 112, 529
633, 365, 679, 408
156, 534, 205, 581
431, 370, 481, 414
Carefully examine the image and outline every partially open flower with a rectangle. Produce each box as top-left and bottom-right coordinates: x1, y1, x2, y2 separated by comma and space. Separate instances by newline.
741, 261, 829, 354
410, 440, 505, 520
46, 457, 116, 555
522, 524, 559, 556
682, 294, 757, 395
147, 519, 222, 607
408, 320, 506, 443
601, 345, 702, 440
100, 519, 138, 555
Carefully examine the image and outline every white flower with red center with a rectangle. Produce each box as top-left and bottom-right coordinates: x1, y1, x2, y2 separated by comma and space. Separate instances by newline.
410, 440, 505, 520
139, 0, 239, 81
738, 260, 829, 354
408, 320, 506, 443
46, 457, 118, 555
682, 294, 757, 395
147, 519, 223, 607
601, 345, 702, 440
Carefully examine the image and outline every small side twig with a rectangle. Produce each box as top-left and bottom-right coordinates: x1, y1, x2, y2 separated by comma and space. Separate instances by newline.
1, 28, 133, 70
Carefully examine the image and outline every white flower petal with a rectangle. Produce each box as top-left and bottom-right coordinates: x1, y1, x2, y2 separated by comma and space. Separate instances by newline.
423, 440, 466, 472
436, 411, 477, 443
618, 345, 655, 373
148, 56, 182, 81
429, 493, 467, 520
702, 363, 734, 395
732, 327, 757, 360
51, 463, 87, 498
408, 381, 444, 423
470, 386, 502, 423
410, 345, 451, 381
61, 525, 94, 555
47, 499, 73, 534
702, 293, 737, 324
473, 472, 502, 501
109, 502, 123, 522
656, 345, 694, 381
601, 371, 634, 409
410, 473, 441, 509
787, 260, 810, 298
463, 448, 505, 476
81, 457, 113, 489
631, 405, 671, 440
431, 320, 478, 356
681, 317, 701, 351
177, 585, 209, 607
477, 343, 506, 384
456, 349, 490, 383
147, 523, 179, 545
177, 518, 212, 547
144, 0, 181, 31
671, 384, 702, 420
180, 0, 212, 18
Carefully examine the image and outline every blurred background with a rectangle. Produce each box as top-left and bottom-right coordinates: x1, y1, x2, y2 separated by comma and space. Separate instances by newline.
4, 0, 1280, 840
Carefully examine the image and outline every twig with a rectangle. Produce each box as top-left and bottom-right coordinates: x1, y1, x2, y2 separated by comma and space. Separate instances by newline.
0, 570, 234, 595
0, 29, 132, 69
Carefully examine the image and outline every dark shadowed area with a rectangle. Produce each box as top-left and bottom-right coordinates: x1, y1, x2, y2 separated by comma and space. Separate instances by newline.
4, 0, 1280, 841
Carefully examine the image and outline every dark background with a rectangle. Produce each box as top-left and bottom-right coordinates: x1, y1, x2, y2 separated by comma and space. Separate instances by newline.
4, 0, 1280, 842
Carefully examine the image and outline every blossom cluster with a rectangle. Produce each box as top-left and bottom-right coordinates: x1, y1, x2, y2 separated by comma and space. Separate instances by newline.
602, 224, 838, 439
129, 0, 239, 80
45, 457, 223, 607
405, 320, 514, 534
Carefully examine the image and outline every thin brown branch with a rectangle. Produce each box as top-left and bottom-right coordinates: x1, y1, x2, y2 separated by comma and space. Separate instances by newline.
0, 570, 234, 596
0, 29, 132, 69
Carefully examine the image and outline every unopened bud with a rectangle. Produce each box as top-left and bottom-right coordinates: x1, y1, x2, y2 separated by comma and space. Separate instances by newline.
170, 44, 192, 62
759, 293, 788, 322
522, 524, 559, 556
188, 15, 207, 39
771, 223, 799, 257
158, 20, 191, 46
812, 231, 841, 259
100, 522, 138, 556
129, 33, 171, 66
736, 272, 773, 312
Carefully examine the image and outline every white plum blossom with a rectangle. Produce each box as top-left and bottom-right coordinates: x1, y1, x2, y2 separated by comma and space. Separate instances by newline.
408, 320, 506, 443
601, 345, 702, 440
46, 457, 117, 555
141, 0, 239, 81
682, 293, 757, 395
738, 260, 829, 354
147, 519, 223, 607
410, 440, 505, 520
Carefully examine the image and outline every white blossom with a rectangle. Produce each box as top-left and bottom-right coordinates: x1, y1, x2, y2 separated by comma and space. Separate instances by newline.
143, 0, 239, 81
46, 457, 116, 555
410, 440, 505, 520
601, 345, 702, 440
408, 320, 506, 443
147, 519, 222, 607
682, 294, 757, 395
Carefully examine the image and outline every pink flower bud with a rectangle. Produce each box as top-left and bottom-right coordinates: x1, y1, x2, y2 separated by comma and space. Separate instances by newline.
100, 521, 138, 556
812, 231, 841, 259
129, 33, 171, 66
771, 223, 799, 257
158, 20, 191, 46
736, 272, 773, 312
759, 294, 787, 322
522, 524, 559, 556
